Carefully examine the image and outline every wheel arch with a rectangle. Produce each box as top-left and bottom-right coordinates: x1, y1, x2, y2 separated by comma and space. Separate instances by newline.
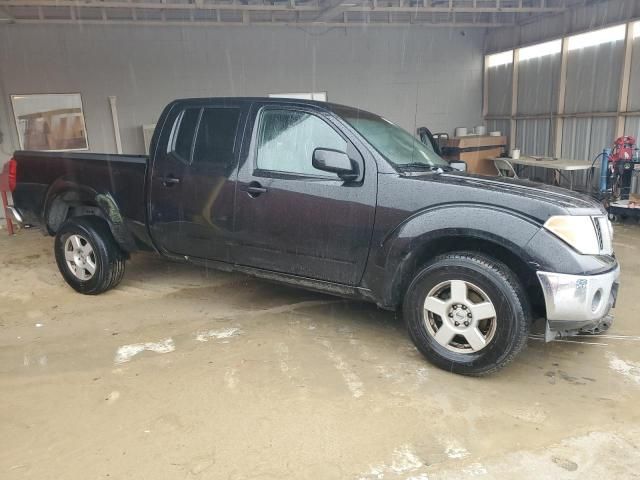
43, 179, 136, 252
390, 234, 544, 317
377, 206, 545, 318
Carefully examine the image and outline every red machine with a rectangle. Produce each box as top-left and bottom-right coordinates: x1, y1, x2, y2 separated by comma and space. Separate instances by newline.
610, 135, 637, 165
606, 135, 638, 201
605, 136, 640, 220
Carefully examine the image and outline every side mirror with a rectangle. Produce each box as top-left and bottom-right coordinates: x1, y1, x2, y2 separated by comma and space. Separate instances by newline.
312, 148, 359, 181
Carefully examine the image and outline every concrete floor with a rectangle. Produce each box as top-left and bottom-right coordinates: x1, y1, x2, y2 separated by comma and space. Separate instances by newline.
1, 225, 640, 480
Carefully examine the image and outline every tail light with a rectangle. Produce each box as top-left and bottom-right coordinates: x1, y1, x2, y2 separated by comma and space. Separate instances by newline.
8, 157, 17, 192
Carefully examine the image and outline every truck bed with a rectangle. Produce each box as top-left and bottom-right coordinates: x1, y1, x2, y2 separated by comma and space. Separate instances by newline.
12, 150, 150, 249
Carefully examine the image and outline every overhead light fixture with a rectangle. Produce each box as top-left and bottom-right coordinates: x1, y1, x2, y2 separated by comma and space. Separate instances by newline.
568, 24, 625, 51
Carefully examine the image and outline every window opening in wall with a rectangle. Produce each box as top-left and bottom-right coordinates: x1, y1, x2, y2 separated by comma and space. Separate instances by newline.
568, 24, 625, 51
519, 40, 562, 61
487, 50, 513, 68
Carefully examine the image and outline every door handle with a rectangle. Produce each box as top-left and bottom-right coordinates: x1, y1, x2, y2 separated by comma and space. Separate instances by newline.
243, 181, 268, 197
161, 176, 181, 187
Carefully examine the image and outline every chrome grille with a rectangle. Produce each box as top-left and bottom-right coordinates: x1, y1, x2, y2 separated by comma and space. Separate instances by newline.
593, 217, 603, 251
594, 216, 613, 255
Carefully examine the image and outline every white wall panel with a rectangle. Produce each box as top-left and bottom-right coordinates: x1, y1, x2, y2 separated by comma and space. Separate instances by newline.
0, 24, 484, 157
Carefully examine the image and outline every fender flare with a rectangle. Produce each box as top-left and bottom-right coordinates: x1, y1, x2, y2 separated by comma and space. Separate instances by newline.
42, 177, 136, 252
377, 204, 543, 307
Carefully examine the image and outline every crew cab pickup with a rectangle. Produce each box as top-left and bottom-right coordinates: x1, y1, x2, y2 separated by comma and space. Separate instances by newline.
7, 97, 620, 375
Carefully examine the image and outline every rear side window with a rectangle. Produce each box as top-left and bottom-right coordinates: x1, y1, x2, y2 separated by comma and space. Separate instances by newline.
168, 107, 200, 162
256, 109, 347, 177
192, 107, 241, 166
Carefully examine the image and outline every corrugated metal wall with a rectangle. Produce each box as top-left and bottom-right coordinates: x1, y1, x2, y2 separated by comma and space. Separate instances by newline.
485, 7, 640, 193
517, 54, 559, 115
485, 0, 639, 54
516, 119, 554, 157
562, 117, 616, 161
487, 63, 512, 117
626, 34, 640, 170
515, 51, 560, 161
486, 119, 510, 139
628, 35, 640, 111
564, 41, 623, 115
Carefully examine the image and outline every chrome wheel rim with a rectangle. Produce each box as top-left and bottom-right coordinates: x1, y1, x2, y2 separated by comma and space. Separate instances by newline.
64, 234, 97, 281
423, 280, 497, 354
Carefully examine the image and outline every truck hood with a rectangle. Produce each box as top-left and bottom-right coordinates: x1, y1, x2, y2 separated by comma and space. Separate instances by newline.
395, 171, 605, 220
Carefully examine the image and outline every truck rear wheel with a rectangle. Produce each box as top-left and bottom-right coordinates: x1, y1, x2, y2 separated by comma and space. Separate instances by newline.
54, 216, 126, 295
403, 252, 529, 376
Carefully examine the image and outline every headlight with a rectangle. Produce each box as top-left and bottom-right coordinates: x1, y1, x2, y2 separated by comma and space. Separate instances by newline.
544, 216, 602, 255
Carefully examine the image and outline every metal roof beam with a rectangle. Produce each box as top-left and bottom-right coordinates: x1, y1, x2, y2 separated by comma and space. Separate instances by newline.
0, 0, 567, 13
8, 17, 515, 27
0, 0, 317, 12
313, 0, 351, 22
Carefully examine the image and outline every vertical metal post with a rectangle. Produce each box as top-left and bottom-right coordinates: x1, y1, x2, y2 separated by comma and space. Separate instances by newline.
482, 54, 489, 121
509, 49, 519, 153
108, 96, 123, 154
554, 37, 568, 159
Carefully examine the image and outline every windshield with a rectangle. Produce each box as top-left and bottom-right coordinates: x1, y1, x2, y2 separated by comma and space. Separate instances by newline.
332, 106, 450, 170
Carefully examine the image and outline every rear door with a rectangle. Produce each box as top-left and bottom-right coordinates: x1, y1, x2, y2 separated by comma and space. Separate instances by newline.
232, 102, 377, 285
149, 101, 245, 261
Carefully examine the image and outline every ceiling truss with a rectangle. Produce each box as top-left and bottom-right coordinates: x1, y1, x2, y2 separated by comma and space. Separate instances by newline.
0, 0, 576, 28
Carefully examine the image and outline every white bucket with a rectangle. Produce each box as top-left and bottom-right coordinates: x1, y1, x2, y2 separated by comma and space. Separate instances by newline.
455, 127, 468, 137
474, 125, 487, 136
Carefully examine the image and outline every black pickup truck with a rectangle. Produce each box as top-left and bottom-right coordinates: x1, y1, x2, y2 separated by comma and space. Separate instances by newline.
7, 97, 619, 375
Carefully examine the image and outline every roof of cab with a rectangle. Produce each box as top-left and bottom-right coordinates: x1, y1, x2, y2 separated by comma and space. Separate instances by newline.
170, 96, 370, 117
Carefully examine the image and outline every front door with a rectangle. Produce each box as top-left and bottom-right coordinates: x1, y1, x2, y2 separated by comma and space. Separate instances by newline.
233, 104, 376, 285
149, 102, 244, 261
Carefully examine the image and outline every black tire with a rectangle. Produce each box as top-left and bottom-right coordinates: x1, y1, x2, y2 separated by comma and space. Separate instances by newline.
403, 252, 530, 376
54, 216, 126, 295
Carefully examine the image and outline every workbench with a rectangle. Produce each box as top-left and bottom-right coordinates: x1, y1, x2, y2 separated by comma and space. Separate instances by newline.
442, 135, 507, 175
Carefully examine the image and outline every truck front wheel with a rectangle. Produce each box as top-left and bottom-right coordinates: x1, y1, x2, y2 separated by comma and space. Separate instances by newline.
54, 216, 126, 295
403, 252, 529, 375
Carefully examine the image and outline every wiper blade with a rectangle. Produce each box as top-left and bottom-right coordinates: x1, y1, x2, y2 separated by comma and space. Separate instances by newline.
397, 162, 433, 170
397, 163, 453, 172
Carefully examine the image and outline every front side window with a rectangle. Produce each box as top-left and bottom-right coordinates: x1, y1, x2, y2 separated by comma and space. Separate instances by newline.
256, 109, 347, 176
192, 107, 241, 166
168, 107, 200, 162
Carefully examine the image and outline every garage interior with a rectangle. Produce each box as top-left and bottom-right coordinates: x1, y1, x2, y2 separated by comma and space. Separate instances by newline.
2, 0, 640, 478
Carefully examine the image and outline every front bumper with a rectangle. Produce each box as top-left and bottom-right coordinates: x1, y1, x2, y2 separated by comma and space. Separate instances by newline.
536, 266, 620, 339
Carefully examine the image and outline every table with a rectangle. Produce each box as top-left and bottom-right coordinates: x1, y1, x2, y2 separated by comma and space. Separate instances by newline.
490, 156, 593, 190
